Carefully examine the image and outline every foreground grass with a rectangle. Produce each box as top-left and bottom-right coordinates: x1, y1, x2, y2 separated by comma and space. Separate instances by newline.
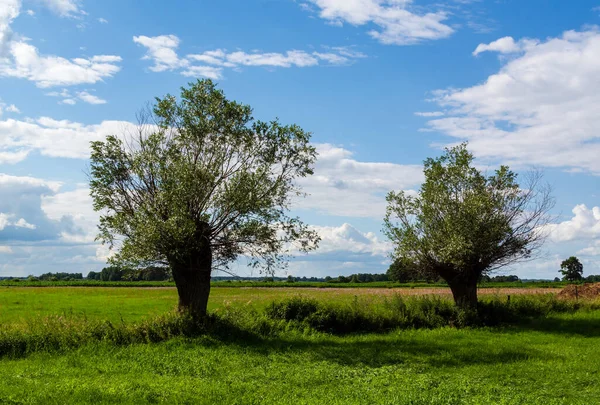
0, 311, 599, 404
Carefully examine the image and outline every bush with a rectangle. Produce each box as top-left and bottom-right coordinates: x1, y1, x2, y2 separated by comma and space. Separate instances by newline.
265, 294, 598, 333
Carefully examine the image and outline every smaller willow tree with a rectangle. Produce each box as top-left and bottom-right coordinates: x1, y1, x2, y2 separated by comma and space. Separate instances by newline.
90, 80, 319, 317
384, 144, 554, 309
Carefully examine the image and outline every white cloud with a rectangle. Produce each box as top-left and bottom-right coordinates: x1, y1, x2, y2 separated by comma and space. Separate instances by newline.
26, 9, 34, 16
311, 223, 392, 257
39, 0, 84, 18
14, 217, 36, 229
47, 88, 106, 105
134, 34, 365, 79
5, 104, 19, 113
0, 150, 29, 164
425, 29, 600, 174
133, 35, 187, 72
0, 174, 65, 242
41, 187, 98, 243
0, 1, 121, 87
0, 0, 19, 56
414, 111, 444, 117
0, 41, 122, 87
578, 240, 600, 256
546, 205, 600, 242
0, 245, 13, 253
297, 143, 423, 218
76, 91, 106, 104
0, 116, 139, 162
472, 36, 538, 56
226, 50, 319, 67
304, 0, 454, 45
181, 65, 223, 80
98, 17, 108, 24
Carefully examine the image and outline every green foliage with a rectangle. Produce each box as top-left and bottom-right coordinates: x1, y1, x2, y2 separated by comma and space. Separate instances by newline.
265, 294, 590, 334
384, 143, 553, 306
38, 272, 83, 281
387, 257, 430, 282
480, 274, 521, 283
89, 79, 319, 273
560, 256, 583, 282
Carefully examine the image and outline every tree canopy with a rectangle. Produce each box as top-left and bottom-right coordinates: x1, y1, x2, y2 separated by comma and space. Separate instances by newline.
89, 79, 319, 315
559, 256, 583, 282
384, 143, 553, 308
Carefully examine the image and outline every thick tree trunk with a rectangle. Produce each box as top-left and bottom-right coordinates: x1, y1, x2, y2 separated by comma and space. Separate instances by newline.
170, 242, 212, 319
447, 277, 478, 310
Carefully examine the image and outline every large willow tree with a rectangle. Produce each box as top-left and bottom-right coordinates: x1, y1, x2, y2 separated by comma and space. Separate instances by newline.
384, 144, 554, 309
90, 80, 319, 317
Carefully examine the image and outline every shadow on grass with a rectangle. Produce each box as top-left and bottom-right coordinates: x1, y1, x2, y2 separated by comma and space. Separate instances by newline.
502, 315, 600, 338
197, 316, 553, 369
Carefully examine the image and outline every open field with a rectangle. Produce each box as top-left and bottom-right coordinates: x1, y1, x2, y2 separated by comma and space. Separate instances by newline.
0, 286, 561, 326
1, 286, 600, 404
0, 280, 568, 289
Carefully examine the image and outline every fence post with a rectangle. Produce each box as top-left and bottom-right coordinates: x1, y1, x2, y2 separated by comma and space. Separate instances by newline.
507, 295, 510, 304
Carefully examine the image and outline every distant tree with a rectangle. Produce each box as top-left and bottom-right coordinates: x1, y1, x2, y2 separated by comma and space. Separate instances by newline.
553, 277, 561, 282
559, 256, 583, 282
350, 274, 359, 283
386, 257, 423, 283
286, 275, 295, 283
384, 144, 554, 309
324, 276, 332, 283
100, 266, 125, 281
87, 271, 101, 280
89, 80, 319, 317
585, 275, 600, 283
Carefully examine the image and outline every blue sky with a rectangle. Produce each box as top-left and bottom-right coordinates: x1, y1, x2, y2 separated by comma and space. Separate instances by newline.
1, 0, 600, 279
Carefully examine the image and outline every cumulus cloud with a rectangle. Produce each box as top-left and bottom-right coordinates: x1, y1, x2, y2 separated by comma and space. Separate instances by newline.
0, 1, 121, 87
0, 41, 122, 87
546, 205, 600, 242
133, 35, 186, 72
134, 34, 365, 79
0, 0, 19, 56
472, 36, 538, 56
297, 143, 423, 218
0, 173, 64, 242
0, 99, 20, 116
39, 0, 85, 18
75, 91, 106, 104
311, 223, 391, 257
0, 116, 139, 163
41, 187, 99, 243
303, 0, 454, 45
425, 29, 600, 174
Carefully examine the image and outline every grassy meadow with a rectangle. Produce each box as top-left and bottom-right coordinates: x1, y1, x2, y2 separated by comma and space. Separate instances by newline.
0, 285, 599, 404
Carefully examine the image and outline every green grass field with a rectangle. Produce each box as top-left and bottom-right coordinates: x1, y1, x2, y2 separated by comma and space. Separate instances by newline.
0, 286, 561, 326
1, 286, 599, 404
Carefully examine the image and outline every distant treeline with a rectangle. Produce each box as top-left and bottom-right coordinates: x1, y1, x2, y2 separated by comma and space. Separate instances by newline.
87, 266, 171, 282
6, 270, 600, 284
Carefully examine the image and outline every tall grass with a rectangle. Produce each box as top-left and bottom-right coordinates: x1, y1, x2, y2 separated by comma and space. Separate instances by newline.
1, 294, 596, 359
